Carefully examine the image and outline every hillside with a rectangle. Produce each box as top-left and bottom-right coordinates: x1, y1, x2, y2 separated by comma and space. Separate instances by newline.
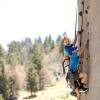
18, 77, 76, 100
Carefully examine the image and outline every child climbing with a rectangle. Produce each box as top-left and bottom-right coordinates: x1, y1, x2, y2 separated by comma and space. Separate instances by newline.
63, 31, 89, 96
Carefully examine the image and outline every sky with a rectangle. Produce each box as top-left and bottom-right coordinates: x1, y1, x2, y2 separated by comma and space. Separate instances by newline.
0, 0, 77, 50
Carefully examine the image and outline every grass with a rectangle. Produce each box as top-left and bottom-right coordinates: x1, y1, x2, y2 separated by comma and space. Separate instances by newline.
18, 77, 76, 100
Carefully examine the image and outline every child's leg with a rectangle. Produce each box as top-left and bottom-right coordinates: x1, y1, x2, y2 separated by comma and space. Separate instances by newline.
78, 73, 89, 92
79, 73, 88, 84
75, 88, 81, 100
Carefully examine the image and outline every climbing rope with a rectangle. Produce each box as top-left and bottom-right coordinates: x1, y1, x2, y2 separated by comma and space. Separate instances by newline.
74, 7, 77, 45
70, 7, 78, 46
80, 0, 85, 47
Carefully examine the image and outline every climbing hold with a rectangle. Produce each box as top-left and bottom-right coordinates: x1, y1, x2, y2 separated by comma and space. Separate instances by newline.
86, 22, 89, 27
77, 31, 82, 35
85, 39, 89, 48
85, 10, 88, 14
82, 1, 84, 5
78, 30, 84, 35
79, 11, 83, 16
81, 29, 84, 33
88, 55, 90, 58
79, 61, 83, 64
86, 57, 88, 60
87, 6, 90, 10
87, 39, 89, 43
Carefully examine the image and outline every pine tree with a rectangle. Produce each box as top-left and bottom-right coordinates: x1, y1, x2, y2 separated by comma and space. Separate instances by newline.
0, 75, 11, 99
21, 38, 33, 65
48, 35, 55, 51
43, 35, 55, 54
56, 35, 62, 45
50, 40, 55, 50
7, 41, 21, 67
31, 42, 44, 90
43, 36, 49, 53
63, 32, 67, 37
27, 63, 38, 96
56, 35, 63, 53
32, 44, 43, 71
0, 44, 11, 100
59, 39, 63, 54
37, 36, 42, 44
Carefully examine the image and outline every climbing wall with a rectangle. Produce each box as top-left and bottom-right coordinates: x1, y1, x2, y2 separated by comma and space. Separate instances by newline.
88, 0, 100, 99
77, 0, 100, 100
77, 0, 90, 100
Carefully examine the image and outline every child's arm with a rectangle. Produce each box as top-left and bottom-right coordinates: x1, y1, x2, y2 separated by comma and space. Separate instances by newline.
72, 31, 81, 46
78, 48, 85, 58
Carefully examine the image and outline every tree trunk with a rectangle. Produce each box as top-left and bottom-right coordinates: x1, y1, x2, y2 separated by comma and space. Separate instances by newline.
31, 88, 32, 97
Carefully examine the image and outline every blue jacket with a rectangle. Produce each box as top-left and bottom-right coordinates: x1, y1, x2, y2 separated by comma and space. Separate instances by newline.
64, 44, 77, 56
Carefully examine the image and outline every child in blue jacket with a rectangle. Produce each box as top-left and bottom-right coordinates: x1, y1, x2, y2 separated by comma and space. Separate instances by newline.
63, 34, 88, 93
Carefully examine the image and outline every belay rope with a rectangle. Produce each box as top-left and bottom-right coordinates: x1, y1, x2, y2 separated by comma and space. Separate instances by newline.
74, 0, 85, 47
80, 0, 85, 47
74, 7, 77, 45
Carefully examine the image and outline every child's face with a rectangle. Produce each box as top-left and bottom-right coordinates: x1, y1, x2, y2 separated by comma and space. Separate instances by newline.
63, 38, 71, 45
